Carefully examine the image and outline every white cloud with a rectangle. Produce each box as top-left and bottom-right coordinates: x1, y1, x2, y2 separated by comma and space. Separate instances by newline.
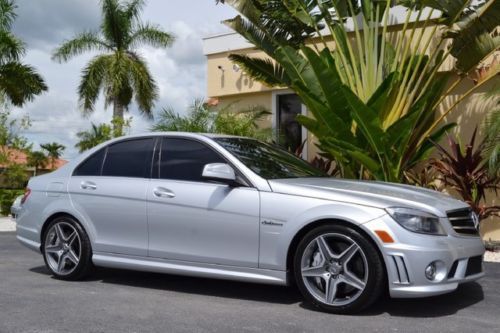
9, 0, 237, 160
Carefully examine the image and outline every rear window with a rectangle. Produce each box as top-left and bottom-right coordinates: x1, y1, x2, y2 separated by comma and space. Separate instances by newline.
101, 138, 154, 178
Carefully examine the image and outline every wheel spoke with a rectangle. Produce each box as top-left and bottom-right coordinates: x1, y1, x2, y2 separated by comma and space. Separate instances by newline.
57, 254, 66, 273
302, 266, 326, 278
325, 278, 339, 304
45, 244, 62, 254
67, 231, 77, 246
66, 250, 79, 265
340, 270, 366, 290
55, 224, 65, 242
316, 236, 334, 261
339, 243, 359, 265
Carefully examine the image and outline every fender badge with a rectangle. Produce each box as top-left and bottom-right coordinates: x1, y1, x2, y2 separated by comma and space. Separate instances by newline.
261, 220, 283, 227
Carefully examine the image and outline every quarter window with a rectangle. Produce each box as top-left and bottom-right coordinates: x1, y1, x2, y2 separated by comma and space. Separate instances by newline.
73, 148, 105, 176
158, 138, 225, 182
101, 138, 154, 178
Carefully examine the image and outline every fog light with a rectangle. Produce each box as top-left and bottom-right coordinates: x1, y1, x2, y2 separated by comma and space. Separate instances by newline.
425, 263, 437, 280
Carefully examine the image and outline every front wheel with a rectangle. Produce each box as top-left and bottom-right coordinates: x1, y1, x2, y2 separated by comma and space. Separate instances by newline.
293, 224, 385, 314
42, 216, 93, 280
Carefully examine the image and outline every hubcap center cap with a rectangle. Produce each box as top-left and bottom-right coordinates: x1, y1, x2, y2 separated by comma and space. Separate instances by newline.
62, 243, 70, 252
327, 262, 342, 275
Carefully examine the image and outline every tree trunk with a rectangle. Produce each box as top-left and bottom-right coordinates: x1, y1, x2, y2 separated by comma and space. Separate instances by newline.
113, 99, 124, 137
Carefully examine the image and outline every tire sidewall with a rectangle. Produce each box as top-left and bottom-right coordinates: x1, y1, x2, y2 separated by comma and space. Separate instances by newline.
42, 216, 93, 280
293, 224, 385, 314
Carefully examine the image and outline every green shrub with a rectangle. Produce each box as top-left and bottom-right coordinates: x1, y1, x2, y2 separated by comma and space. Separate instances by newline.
0, 189, 24, 216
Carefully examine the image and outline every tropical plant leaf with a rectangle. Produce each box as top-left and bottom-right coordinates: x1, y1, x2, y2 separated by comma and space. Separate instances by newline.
229, 54, 290, 87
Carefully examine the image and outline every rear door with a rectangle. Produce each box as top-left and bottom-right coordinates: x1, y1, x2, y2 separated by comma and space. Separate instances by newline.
68, 138, 155, 256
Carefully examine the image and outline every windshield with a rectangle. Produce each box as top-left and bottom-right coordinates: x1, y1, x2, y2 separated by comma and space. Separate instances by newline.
215, 138, 327, 180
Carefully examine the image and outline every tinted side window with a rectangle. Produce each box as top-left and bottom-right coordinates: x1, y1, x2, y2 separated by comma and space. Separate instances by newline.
73, 148, 105, 176
159, 138, 225, 182
102, 138, 154, 178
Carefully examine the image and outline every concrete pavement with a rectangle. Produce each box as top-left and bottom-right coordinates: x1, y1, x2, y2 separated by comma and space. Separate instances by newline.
0, 216, 15, 232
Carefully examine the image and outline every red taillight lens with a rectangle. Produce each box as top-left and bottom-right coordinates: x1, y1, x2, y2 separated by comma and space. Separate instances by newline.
20, 188, 31, 204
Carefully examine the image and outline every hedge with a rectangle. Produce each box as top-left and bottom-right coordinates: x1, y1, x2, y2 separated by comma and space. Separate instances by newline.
0, 189, 25, 216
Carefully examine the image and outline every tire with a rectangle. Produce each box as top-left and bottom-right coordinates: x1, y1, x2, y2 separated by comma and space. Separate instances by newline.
293, 224, 385, 314
42, 216, 93, 280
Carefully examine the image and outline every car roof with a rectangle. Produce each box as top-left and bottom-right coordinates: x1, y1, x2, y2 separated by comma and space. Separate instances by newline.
115, 132, 249, 140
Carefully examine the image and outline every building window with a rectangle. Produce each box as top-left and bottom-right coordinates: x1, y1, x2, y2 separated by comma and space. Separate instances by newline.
277, 93, 303, 153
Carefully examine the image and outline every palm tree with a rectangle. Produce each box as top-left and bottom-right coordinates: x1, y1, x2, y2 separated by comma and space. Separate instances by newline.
52, 0, 174, 134
0, 0, 47, 107
40, 142, 65, 169
75, 122, 112, 152
27, 151, 48, 176
152, 99, 272, 140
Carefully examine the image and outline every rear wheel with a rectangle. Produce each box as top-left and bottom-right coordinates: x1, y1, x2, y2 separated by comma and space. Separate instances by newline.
294, 224, 385, 314
42, 216, 93, 280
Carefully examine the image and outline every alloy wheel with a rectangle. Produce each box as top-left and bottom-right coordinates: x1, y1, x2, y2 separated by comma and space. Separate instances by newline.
44, 222, 81, 275
300, 233, 368, 306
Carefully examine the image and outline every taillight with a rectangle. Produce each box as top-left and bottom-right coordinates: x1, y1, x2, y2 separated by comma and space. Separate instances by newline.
20, 188, 31, 204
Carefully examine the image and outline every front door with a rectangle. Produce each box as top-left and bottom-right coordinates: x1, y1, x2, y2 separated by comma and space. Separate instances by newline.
147, 137, 260, 267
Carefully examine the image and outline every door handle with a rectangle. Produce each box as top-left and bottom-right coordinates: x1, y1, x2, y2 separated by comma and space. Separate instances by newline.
153, 187, 175, 198
80, 181, 97, 190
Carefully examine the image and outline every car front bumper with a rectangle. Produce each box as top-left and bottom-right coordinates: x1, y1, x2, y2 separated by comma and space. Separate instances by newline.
363, 214, 485, 298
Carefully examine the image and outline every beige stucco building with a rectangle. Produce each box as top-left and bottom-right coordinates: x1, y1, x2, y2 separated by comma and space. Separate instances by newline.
203, 17, 499, 240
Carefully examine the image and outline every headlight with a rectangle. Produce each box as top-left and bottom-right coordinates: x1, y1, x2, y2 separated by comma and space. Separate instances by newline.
386, 207, 446, 235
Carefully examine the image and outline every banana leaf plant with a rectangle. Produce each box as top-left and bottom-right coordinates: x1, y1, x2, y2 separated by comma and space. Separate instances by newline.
217, 0, 500, 182
431, 128, 500, 221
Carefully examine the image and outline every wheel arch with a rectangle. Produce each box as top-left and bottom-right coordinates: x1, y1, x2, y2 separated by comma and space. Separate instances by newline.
40, 212, 86, 247
286, 218, 388, 284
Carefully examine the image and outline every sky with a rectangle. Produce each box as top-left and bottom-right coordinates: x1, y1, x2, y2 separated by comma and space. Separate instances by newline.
10, 0, 237, 159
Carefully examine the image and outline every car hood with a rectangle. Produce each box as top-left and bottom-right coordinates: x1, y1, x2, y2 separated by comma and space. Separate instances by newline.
268, 178, 468, 217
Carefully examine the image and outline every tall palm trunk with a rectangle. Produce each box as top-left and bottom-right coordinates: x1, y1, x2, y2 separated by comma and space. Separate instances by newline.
113, 98, 124, 137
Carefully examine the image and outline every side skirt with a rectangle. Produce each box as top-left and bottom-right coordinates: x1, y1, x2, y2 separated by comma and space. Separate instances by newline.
92, 252, 288, 286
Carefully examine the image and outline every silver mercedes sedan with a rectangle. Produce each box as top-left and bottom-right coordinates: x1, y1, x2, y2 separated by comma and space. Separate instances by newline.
14, 133, 485, 313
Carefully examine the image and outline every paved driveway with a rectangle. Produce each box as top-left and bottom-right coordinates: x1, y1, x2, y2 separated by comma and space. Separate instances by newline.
1, 232, 499, 333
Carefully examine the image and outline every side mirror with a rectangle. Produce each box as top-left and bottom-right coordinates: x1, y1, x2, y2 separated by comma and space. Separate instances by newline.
202, 163, 237, 185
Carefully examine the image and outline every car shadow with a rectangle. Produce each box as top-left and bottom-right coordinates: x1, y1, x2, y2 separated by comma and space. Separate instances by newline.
29, 265, 302, 305
370, 282, 484, 317
30, 265, 485, 316
300, 281, 485, 317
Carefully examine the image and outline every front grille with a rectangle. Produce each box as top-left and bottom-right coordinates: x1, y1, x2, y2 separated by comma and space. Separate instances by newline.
447, 208, 479, 236
465, 256, 483, 276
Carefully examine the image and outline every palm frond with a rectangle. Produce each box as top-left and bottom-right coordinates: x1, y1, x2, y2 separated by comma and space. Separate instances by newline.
444, 0, 500, 74
224, 15, 277, 56
52, 31, 112, 63
127, 53, 158, 117
482, 107, 500, 175
77, 55, 112, 115
229, 54, 290, 87
125, 0, 146, 21
0, 0, 16, 30
129, 23, 175, 49
0, 30, 25, 63
0, 62, 48, 106
101, 0, 130, 49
